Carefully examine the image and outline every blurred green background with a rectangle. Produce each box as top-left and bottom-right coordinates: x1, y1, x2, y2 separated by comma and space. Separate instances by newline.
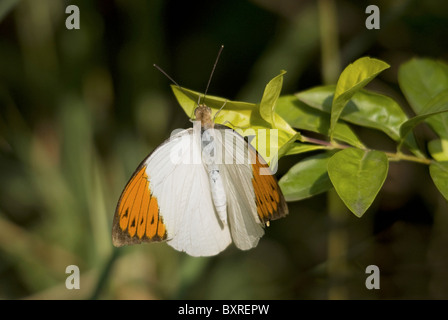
1, 0, 448, 299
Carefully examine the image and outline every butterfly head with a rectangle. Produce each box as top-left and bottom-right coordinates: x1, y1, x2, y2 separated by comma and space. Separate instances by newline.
194, 104, 214, 129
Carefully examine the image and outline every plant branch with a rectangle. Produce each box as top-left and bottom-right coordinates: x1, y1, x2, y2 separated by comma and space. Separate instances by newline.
301, 134, 432, 165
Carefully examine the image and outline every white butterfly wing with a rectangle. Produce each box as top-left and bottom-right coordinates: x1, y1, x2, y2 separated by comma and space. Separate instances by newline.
214, 127, 265, 250
214, 125, 288, 251
113, 128, 232, 257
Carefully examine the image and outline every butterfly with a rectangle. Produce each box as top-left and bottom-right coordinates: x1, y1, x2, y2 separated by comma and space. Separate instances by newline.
112, 48, 288, 257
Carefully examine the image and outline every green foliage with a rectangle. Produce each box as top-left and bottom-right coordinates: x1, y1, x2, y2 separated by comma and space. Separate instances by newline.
276, 95, 365, 148
329, 57, 390, 139
327, 148, 388, 217
428, 139, 448, 161
399, 59, 448, 140
278, 152, 334, 201
429, 162, 448, 201
259, 70, 287, 126
174, 56, 448, 218
295, 85, 423, 156
399, 90, 448, 141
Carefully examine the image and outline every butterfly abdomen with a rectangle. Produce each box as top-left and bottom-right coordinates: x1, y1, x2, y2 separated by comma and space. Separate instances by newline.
208, 168, 227, 225
201, 128, 228, 226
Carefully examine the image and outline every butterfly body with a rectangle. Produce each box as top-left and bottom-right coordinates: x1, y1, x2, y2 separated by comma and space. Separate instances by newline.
199, 109, 228, 225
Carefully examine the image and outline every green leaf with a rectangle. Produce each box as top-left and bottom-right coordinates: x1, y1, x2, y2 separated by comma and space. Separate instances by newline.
296, 85, 424, 157
429, 162, 448, 201
399, 58, 448, 139
171, 85, 297, 165
273, 132, 301, 171
278, 152, 335, 201
276, 95, 365, 148
283, 142, 327, 156
172, 85, 255, 121
428, 139, 448, 162
277, 133, 301, 157
260, 70, 287, 125
399, 90, 448, 140
330, 57, 390, 139
327, 148, 389, 217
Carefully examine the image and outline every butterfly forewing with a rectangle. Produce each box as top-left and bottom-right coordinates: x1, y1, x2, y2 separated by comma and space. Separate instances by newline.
112, 163, 167, 247
113, 128, 233, 256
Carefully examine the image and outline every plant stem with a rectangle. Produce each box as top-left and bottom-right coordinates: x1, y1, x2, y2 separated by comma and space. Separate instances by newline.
385, 151, 432, 165
327, 188, 349, 300
301, 134, 432, 165
318, 0, 341, 84
301, 136, 338, 148
318, 0, 347, 300
90, 248, 120, 299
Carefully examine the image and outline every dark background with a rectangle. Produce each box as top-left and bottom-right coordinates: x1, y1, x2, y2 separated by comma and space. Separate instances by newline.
1, 0, 448, 299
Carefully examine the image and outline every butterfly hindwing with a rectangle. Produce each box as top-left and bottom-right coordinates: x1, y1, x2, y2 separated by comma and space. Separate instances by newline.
249, 147, 288, 224
214, 125, 288, 250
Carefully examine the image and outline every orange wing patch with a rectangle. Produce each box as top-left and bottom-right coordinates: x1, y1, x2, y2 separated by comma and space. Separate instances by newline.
112, 165, 167, 247
250, 151, 288, 225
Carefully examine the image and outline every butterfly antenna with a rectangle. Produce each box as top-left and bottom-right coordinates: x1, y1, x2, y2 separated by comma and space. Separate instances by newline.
153, 64, 181, 87
154, 63, 197, 118
213, 100, 227, 122
199, 44, 224, 106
